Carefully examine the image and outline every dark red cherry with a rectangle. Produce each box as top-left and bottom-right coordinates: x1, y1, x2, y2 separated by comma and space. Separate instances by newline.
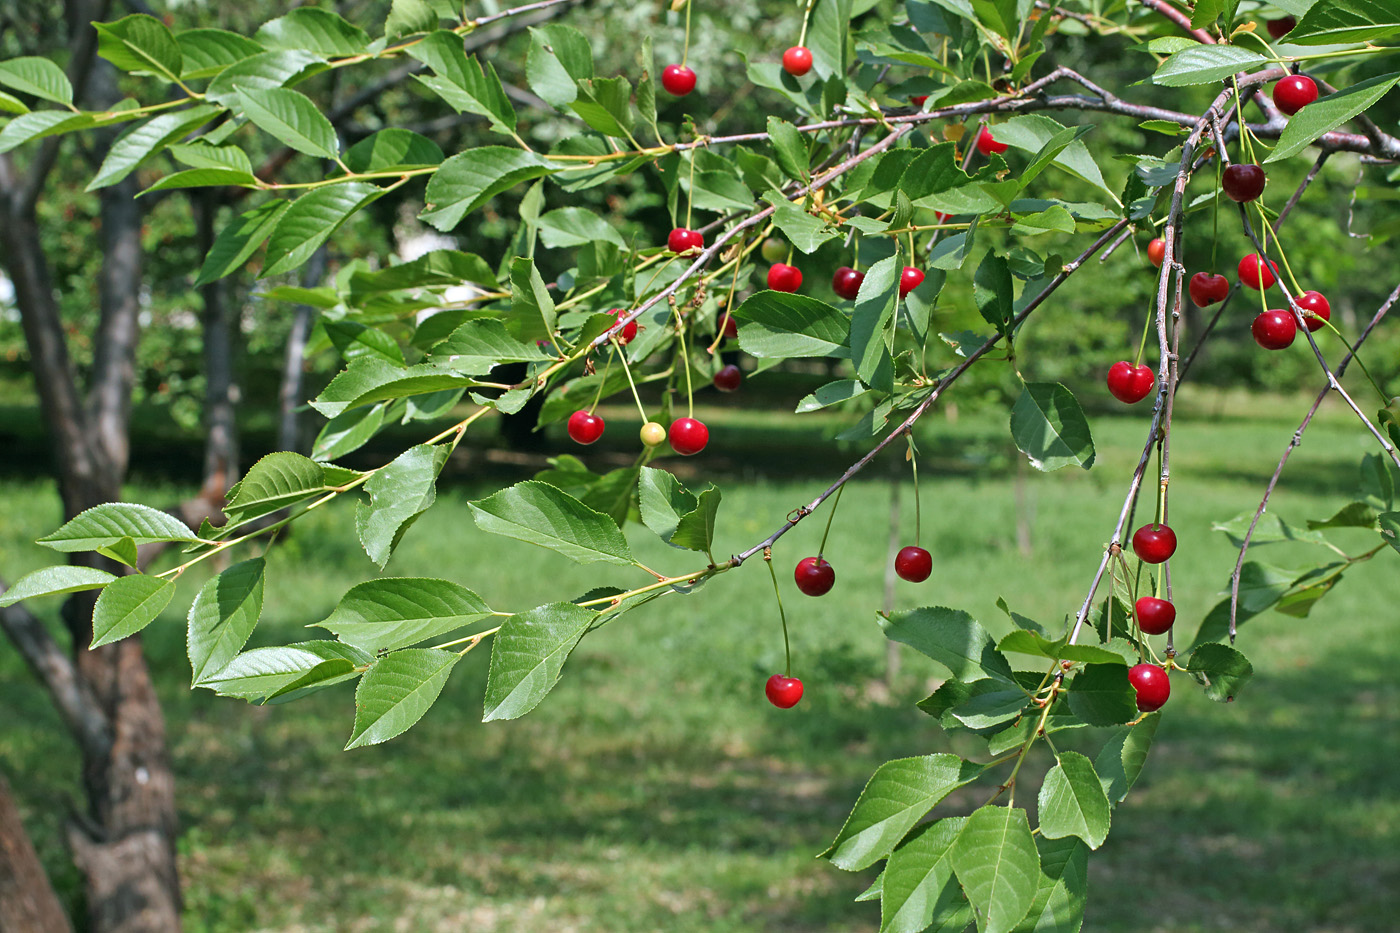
1274, 74, 1318, 115
1128, 663, 1170, 712
1135, 596, 1176, 635
782, 46, 813, 77
609, 307, 637, 344
1267, 16, 1296, 39
721, 313, 739, 340
1222, 164, 1266, 202
894, 546, 932, 582
668, 417, 709, 456
1252, 309, 1297, 350
1238, 254, 1278, 290
713, 364, 742, 392
660, 64, 697, 96
1106, 361, 1155, 404
668, 228, 702, 254
1296, 290, 1330, 332
1147, 238, 1166, 268
899, 266, 925, 298
794, 556, 834, 596
767, 263, 803, 292
975, 126, 1008, 155
832, 266, 864, 301
765, 674, 804, 708
1131, 523, 1177, 564
567, 410, 605, 445
1188, 272, 1230, 307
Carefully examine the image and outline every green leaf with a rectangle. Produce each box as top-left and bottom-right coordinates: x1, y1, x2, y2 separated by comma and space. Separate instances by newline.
1037, 752, 1111, 849
0, 91, 27, 115
197, 200, 288, 286
409, 31, 517, 135
509, 257, 557, 345
482, 602, 596, 721
187, 558, 265, 684
734, 291, 850, 359
850, 256, 899, 392
1381, 511, 1400, 554
535, 207, 626, 249
0, 57, 74, 106
385, 0, 441, 38
264, 182, 383, 277
0, 111, 99, 153
638, 467, 697, 544
176, 29, 264, 80
570, 76, 634, 138
205, 50, 327, 109
950, 806, 1041, 933
1011, 837, 1089, 933
796, 379, 868, 412
767, 116, 809, 181
349, 249, 498, 295
996, 630, 1126, 665
525, 24, 593, 108
421, 147, 553, 232
1288, 0, 1400, 44
880, 818, 973, 933
992, 115, 1113, 200
97, 537, 139, 568
344, 128, 443, 173
256, 8, 370, 57
1152, 45, 1269, 87
0, 566, 117, 607
1307, 501, 1379, 530
762, 191, 840, 254
310, 359, 475, 418
974, 251, 1015, 338
198, 641, 369, 702
316, 577, 492, 654
1213, 511, 1330, 547
671, 488, 721, 553
1095, 713, 1159, 804
235, 86, 339, 161
324, 321, 406, 366
347, 648, 459, 748
1010, 383, 1096, 471
879, 607, 1018, 685
1067, 664, 1136, 726
38, 503, 199, 552
1266, 72, 1400, 163
95, 15, 183, 82
809, 0, 855, 79
948, 690, 1029, 729
141, 167, 260, 195
823, 754, 986, 870
91, 574, 177, 648
469, 480, 635, 566
356, 444, 448, 569
223, 452, 326, 524
1186, 643, 1253, 702
1190, 0, 1225, 29
313, 404, 387, 461
429, 319, 550, 374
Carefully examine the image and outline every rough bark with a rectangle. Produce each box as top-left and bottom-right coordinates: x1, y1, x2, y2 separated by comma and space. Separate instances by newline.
196, 192, 239, 484
0, 769, 71, 933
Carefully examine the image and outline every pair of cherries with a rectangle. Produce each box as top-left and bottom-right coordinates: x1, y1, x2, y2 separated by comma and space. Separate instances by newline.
662, 45, 815, 99
829, 265, 924, 300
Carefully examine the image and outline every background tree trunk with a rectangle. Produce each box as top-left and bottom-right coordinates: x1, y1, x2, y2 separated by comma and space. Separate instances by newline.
0, 769, 71, 933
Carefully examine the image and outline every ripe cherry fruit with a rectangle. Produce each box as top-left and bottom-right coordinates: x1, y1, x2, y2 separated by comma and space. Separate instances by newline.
782, 46, 813, 77
660, 64, 696, 96
713, 364, 742, 392
1296, 290, 1330, 332
1135, 596, 1176, 636
609, 307, 638, 344
1131, 523, 1177, 564
1128, 663, 1170, 712
1222, 163, 1266, 203
1106, 361, 1155, 404
640, 421, 667, 447
1273, 74, 1318, 115
567, 410, 605, 445
1238, 253, 1278, 290
894, 546, 932, 583
975, 126, 1008, 155
1267, 15, 1296, 39
794, 556, 835, 596
766, 674, 804, 708
667, 228, 703, 254
899, 266, 925, 298
721, 313, 739, 340
1147, 238, 1166, 268
767, 263, 803, 292
668, 417, 709, 456
1252, 309, 1297, 350
832, 266, 864, 301
1188, 272, 1230, 307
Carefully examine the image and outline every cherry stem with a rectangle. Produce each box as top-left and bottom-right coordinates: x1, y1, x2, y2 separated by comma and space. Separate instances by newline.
617, 348, 650, 422
681, 0, 691, 68
675, 307, 694, 417
1256, 205, 1304, 296
1132, 294, 1155, 368
685, 150, 696, 229
1211, 155, 1221, 272
907, 434, 922, 546
589, 354, 613, 414
765, 551, 793, 677
816, 483, 845, 558
796, 0, 815, 48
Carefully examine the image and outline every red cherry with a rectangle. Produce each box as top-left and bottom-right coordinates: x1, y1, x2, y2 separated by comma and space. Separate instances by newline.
899, 266, 925, 298
1128, 663, 1170, 712
1222, 164, 1266, 203
660, 64, 696, 96
1238, 253, 1278, 290
832, 266, 864, 301
1106, 361, 1155, 404
782, 46, 814, 76
910, 94, 928, 106
1296, 290, 1330, 332
567, 410, 605, 445
1188, 272, 1230, 307
713, 364, 742, 392
1131, 523, 1177, 564
1252, 308, 1297, 350
1267, 15, 1296, 39
668, 417, 708, 456
767, 263, 803, 292
1135, 596, 1176, 636
609, 307, 637, 344
721, 313, 739, 339
1147, 238, 1166, 268
765, 674, 804, 708
894, 546, 932, 583
794, 556, 835, 596
975, 126, 1008, 155
668, 228, 700, 254
1273, 74, 1318, 116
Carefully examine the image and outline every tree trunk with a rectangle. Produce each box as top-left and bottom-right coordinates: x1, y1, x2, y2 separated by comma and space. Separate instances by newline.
0, 768, 71, 933
197, 192, 239, 485
278, 246, 328, 454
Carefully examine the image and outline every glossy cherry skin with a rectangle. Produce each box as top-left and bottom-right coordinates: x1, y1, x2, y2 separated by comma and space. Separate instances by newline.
1147, 238, 1166, 268
1274, 74, 1318, 115
1106, 361, 1155, 404
832, 266, 865, 301
609, 308, 637, 344
1267, 15, 1296, 39
721, 313, 739, 340
668, 417, 709, 456
975, 126, 1008, 155
660, 64, 696, 96
899, 266, 925, 298
1238, 253, 1278, 290
794, 556, 835, 596
668, 228, 702, 254
1222, 164, 1266, 203
1128, 663, 1171, 712
1135, 596, 1176, 636
894, 546, 933, 583
767, 263, 803, 292
640, 421, 667, 447
1132, 523, 1177, 564
766, 674, 805, 708
713, 364, 742, 392
782, 46, 814, 76
1296, 290, 1330, 332
1253, 309, 1297, 350
910, 94, 929, 106
567, 410, 605, 445
1188, 272, 1230, 307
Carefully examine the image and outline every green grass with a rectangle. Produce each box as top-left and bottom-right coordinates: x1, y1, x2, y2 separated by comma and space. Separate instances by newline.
2, 393, 1398, 932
